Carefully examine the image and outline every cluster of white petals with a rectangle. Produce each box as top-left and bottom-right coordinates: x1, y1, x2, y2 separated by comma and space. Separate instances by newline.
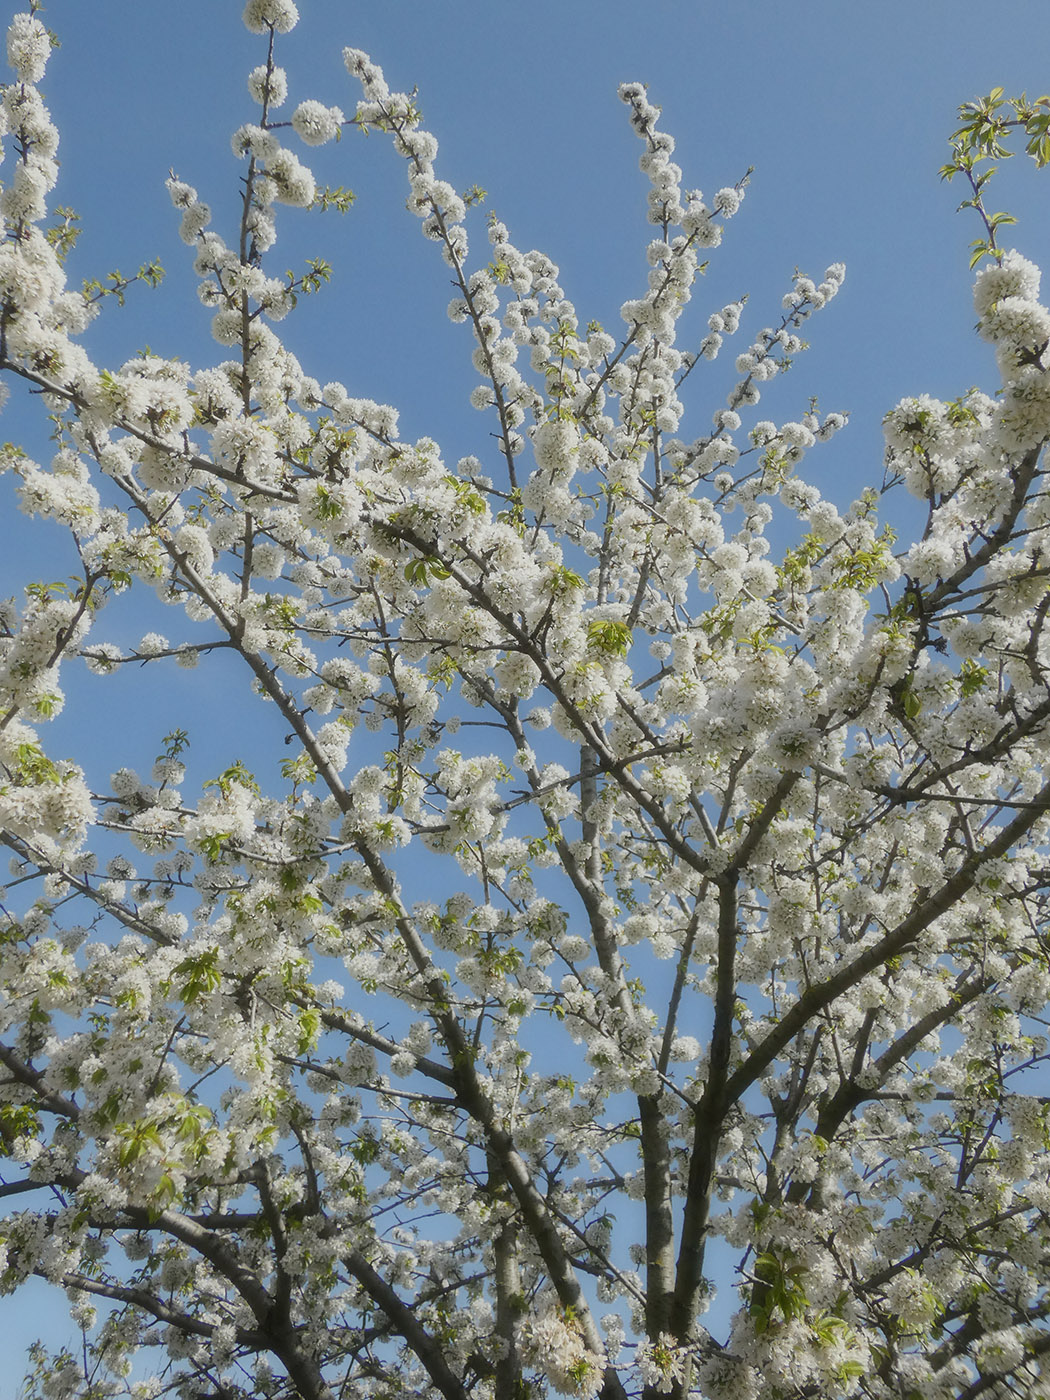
1, 10, 1049, 1400
242, 0, 298, 34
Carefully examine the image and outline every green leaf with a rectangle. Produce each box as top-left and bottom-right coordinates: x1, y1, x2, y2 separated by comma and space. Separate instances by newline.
586, 618, 633, 657
297, 1007, 321, 1054
173, 947, 222, 1004
310, 185, 356, 214
203, 758, 260, 798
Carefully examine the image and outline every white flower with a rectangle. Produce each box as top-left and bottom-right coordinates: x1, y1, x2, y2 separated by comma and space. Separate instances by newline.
265, 147, 316, 206
231, 124, 279, 163
291, 100, 344, 146
779, 420, 816, 449
247, 64, 287, 108
974, 248, 1041, 318
242, 0, 299, 33
83, 643, 122, 674
979, 295, 1050, 353
519, 1300, 605, 1398
6, 13, 50, 83
533, 419, 580, 476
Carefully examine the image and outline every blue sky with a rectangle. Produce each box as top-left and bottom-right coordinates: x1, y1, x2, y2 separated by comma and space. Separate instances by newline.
4, 0, 1050, 1381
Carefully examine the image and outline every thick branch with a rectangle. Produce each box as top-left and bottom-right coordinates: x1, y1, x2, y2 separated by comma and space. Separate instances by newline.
671, 875, 738, 1338
721, 782, 1050, 1111
344, 1249, 469, 1400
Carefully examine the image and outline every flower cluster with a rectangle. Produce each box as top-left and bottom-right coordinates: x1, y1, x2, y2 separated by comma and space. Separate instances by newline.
2, 12, 1050, 1400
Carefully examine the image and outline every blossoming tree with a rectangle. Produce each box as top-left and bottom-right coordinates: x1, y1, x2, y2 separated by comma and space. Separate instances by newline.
2, 2, 1050, 1397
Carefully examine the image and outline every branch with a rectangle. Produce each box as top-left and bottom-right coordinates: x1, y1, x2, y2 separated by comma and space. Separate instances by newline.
53, 1270, 269, 1348
672, 875, 738, 1338
344, 1249, 469, 1400
723, 778, 1050, 1108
